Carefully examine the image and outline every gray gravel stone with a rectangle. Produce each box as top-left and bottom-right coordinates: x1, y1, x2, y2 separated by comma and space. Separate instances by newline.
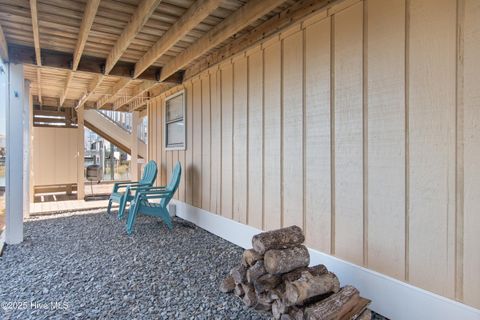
0, 210, 269, 320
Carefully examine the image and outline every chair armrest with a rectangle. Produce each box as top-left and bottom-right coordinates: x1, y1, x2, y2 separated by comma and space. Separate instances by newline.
113, 181, 141, 192
134, 189, 172, 200
129, 184, 156, 191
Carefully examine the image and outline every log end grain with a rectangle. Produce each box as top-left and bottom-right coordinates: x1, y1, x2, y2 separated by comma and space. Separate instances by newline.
219, 274, 236, 293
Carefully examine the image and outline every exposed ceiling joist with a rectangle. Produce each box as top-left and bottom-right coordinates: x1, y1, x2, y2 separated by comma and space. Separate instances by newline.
60, 71, 74, 106
36, 68, 42, 104
96, 78, 131, 109
184, 0, 334, 80
75, 74, 104, 110
62, 0, 100, 107
72, 0, 101, 71
0, 24, 9, 62
105, 0, 163, 75
113, 79, 157, 110
133, 0, 223, 79
158, 0, 288, 82
30, 0, 42, 104
8, 45, 175, 82
29, 0, 41, 66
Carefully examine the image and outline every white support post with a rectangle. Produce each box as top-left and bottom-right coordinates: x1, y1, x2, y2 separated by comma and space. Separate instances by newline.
5, 63, 25, 244
22, 80, 31, 218
29, 91, 34, 205
77, 106, 85, 200
130, 111, 139, 181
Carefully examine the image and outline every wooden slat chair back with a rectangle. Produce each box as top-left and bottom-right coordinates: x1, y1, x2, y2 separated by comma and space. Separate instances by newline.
107, 160, 158, 219
126, 162, 182, 234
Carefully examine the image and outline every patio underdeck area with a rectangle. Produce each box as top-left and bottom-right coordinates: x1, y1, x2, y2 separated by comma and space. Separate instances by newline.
0, 209, 267, 319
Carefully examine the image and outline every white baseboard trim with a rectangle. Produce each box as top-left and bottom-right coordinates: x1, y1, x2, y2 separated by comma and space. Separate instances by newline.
172, 200, 480, 320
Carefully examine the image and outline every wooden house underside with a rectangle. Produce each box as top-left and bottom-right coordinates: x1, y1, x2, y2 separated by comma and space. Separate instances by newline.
0, 0, 333, 112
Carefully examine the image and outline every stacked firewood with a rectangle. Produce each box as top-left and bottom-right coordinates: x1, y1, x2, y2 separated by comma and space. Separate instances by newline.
219, 226, 372, 320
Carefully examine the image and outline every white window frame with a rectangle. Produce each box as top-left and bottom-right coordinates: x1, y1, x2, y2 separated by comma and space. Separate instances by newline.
164, 90, 186, 151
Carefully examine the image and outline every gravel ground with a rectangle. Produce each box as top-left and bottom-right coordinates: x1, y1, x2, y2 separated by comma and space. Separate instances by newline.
0, 210, 388, 320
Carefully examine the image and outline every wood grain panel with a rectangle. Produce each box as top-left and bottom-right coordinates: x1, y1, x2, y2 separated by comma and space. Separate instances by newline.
463, 0, 480, 308
408, 0, 456, 297
221, 63, 234, 219
159, 97, 167, 185
263, 41, 282, 231
333, 2, 364, 265
210, 69, 222, 214
247, 49, 264, 229
167, 148, 173, 189
192, 79, 203, 208
185, 82, 194, 204
282, 31, 304, 229
233, 57, 248, 224
305, 17, 331, 253
202, 75, 211, 211
172, 151, 179, 199
178, 147, 186, 201
33, 127, 77, 186
367, 0, 406, 280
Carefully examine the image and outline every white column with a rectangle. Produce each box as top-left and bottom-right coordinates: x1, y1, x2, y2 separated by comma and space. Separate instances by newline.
77, 106, 85, 200
5, 63, 24, 244
29, 92, 34, 205
22, 80, 31, 218
130, 111, 139, 181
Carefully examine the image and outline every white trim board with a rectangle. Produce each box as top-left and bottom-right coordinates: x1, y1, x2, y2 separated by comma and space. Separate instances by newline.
172, 200, 480, 320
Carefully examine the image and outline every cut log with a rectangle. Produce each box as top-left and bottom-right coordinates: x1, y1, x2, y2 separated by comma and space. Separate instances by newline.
288, 306, 305, 320
256, 291, 274, 304
242, 249, 263, 267
272, 299, 289, 319
269, 282, 286, 300
234, 284, 245, 297
357, 309, 372, 320
285, 271, 340, 306
340, 297, 371, 320
254, 301, 272, 311
282, 264, 328, 282
253, 273, 282, 293
230, 265, 247, 284
242, 283, 257, 307
219, 274, 236, 293
264, 245, 310, 274
252, 225, 305, 254
304, 285, 360, 320
247, 260, 267, 283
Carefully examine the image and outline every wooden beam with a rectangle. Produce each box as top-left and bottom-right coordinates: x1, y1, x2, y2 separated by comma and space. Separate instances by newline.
75, 74, 104, 110
29, 0, 41, 66
113, 80, 157, 110
60, 71, 74, 106
30, 0, 42, 104
0, 23, 8, 62
185, 0, 335, 79
36, 68, 42, 104
72, 0, 101, 71
158, 0, 288, 81
105, 0, 162, 74
96, 78, 131, 109
133, 0, 222, 78
8, 45, 169, 82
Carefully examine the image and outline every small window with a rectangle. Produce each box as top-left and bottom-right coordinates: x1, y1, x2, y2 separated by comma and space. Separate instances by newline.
165, 91, 186, 150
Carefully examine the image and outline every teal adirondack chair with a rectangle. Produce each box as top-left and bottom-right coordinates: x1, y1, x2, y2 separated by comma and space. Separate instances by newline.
126, 162, 181, 234
107, 160, 158, 219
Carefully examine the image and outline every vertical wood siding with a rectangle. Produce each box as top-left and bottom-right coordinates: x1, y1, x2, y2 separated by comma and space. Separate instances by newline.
147, 0, 480, 309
